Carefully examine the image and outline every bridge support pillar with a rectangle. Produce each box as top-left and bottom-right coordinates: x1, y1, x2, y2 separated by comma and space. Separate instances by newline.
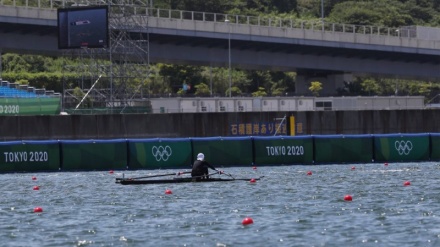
295, 71, 352, 96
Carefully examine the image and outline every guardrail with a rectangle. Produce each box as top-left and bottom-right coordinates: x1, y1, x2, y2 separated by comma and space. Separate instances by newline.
0, 0, 418, 38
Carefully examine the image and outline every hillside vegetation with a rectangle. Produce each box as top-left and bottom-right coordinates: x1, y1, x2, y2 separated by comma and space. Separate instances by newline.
1, 0, 439, 101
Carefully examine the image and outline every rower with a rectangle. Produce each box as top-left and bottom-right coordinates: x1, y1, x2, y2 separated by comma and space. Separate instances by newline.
191, 153, 220, 181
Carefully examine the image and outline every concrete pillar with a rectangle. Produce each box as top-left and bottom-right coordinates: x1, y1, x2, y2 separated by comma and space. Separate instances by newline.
295, 71, 352, 96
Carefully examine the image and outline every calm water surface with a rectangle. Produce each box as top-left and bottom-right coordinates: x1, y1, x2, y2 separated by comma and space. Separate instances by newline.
1, 162, 440, 247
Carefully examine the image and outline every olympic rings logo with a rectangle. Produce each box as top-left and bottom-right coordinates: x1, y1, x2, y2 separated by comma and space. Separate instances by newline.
152, 145, 172, 161
394, 140, 413, 155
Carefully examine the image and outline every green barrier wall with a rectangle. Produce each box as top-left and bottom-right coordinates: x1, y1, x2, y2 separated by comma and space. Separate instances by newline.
431, 134, 440, 161
0, 140, 60, 172
0, 97, 61, 115
128, 138, 192, 169
314, 135, 373, 164
61, 139, 127, 170
253, 136, 313, 165
191, 137, 253, 166
1, 133, 439, 173
374, 134, 430, 162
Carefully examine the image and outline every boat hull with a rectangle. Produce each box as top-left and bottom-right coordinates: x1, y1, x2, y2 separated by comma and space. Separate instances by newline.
116, 177, 236, 185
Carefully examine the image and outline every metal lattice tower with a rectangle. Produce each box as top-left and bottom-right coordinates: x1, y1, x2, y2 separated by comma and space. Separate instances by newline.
62, 0, 151, 113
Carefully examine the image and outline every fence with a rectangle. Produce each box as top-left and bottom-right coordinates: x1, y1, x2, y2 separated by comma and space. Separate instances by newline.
0, 1, 433, 39
0, 133, 438, 172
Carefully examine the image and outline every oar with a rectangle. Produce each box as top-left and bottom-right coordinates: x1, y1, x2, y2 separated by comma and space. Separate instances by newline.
116, 171, 191, 181
216, 170, 235, 179
231, 176, 265, 181
217, 171, 264, 181
222, 172, 235, 179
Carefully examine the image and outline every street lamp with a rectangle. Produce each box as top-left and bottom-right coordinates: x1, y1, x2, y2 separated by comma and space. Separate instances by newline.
321, 0, 324, 22
225, 19, 231, 97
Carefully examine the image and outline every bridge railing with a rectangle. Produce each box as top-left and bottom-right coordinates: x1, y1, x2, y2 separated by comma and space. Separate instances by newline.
0, 0, 417, 39
149, 8, 408, 38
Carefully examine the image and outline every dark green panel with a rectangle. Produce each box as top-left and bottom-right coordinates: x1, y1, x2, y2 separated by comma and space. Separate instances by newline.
374, 134, 429, 162
0, 98, 60, 115
314, 135, 373, 163
128, 139, 192, 169
61, 140, 127, 170
191, 137, 253, 166
0, 141, 60, 172
431, 134, 440, 160
253, 136, 313, 165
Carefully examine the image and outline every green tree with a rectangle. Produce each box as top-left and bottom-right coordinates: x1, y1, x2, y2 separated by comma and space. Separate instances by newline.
418, 82, 432, 96
158, 64, 204, 94
72, 86, 92, 108
200, 67, 225, 97
225, 86, 242, 97
328, 1, 413, 27
176, 88, 186, 96
194, 83, 211, 96
309, 81, 322, 96
252, 87, 267, 97
361, 78, 380, 96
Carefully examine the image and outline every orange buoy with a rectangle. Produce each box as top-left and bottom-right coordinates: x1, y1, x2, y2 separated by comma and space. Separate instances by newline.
242, 217, 254, 225
109, 170, 114, 174
306, 171, 312, 176
384, 162, 388, 166
344, 195, 353, 201
33, 207, 43, 213
252, 166, 257, 170
32, 176, 37, 181
165, 189, 172, 194
403, 181, 411, 186
250, 178, 256, 183
33, 186, 39, 190
351, 166, 356, 170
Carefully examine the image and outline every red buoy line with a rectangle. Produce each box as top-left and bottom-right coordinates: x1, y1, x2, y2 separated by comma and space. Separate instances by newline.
27, 162, 416, 227
32, 176, 43, 213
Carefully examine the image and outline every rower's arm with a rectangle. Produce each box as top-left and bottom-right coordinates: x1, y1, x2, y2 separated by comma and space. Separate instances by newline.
205, 161, 217, 170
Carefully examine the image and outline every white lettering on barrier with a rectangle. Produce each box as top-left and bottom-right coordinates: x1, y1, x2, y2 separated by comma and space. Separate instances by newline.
3, 151, 48, 162
0, 105, 20, 114
265, 146, 305, 156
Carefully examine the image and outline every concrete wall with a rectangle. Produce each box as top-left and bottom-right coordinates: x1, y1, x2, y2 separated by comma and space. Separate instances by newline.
0, 110, 438, 141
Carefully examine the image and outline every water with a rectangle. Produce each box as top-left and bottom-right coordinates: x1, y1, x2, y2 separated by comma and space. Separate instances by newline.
2, 162, 440, 247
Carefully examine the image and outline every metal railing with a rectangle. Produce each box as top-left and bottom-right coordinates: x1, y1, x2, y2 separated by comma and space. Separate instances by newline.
0, 0, 418, 38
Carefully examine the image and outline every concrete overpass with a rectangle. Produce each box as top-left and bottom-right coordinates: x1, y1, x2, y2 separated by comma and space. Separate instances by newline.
1, 1, 440, 95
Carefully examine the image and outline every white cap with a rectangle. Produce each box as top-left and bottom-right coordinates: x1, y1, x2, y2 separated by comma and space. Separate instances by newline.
197, 153, 205, 161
